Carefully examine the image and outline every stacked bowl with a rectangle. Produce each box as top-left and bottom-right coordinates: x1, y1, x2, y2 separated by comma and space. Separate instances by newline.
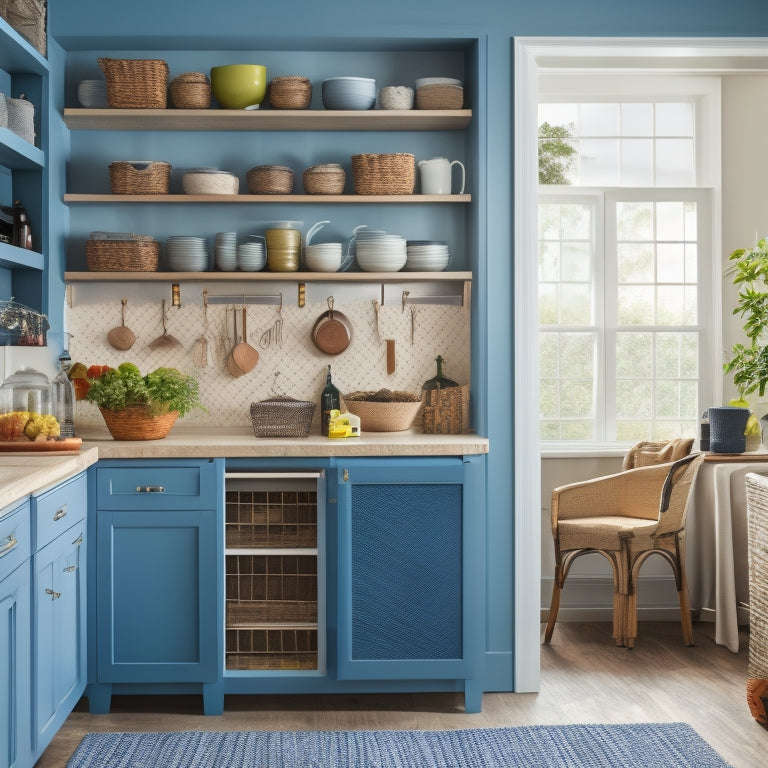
321, 77, 376, 110
405, 240, 450, 271
77, 79, 108, 108
304, 242, 344, 272
214, 232, 237, 271
237, 238, 267, 272
354, 229, 407, 272
166, 236, 209, 272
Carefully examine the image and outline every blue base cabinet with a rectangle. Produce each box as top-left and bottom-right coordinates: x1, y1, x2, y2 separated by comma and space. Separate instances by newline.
335, 456, 486, 713
87, 459, 224, 716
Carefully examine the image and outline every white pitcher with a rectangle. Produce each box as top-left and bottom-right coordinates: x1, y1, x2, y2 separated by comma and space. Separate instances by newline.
418, 157, 466, 195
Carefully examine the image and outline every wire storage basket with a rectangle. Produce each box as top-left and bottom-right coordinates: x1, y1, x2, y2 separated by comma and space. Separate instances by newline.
85, 231, 159, 272
169, 72, 211, 109
302, 163, 345, 194
250, 397, 315, 438
247, 165, 294, 195
351, 153, 415, 195
109, 161, 171, 194
98, 58, 169, 108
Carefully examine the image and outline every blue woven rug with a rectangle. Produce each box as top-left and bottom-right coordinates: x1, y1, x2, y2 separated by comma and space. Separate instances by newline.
67, 722, 733, 767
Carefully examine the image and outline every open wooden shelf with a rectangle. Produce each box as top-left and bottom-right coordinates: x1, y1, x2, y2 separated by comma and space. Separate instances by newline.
64, 270, 472, 283
64, 193, 470, 204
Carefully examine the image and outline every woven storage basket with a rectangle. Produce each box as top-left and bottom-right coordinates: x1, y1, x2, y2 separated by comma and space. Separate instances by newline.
0, 0, 46, 56
247, 165, 294, 195
303, 164, 345, 194
422, 384, 470, 434
99, 405, 178, 440
415, 84, 464, 110
98, 58, 168, 109
170, 72, 211, 109
250, 397, 315, 438
182, 171, 239, 195
109, 161, 171, 194
268, 76, 312, 109
708, 406, 750, 453
86, 233, 159, 272
6, 96, 34, 144
342, 398, 422, 432
351, 153, 415, 195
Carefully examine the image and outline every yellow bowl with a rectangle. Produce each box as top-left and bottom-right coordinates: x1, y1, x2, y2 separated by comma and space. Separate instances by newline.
210, 64, 267, 109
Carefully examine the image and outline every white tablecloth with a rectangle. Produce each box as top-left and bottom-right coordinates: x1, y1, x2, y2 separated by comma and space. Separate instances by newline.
687, 458, 768, 652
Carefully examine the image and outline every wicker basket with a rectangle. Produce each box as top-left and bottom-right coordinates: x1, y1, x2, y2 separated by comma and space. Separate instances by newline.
351, 153, 415, 195
109, 161, 171, 194
182, 171, 239, 195
86, 233, 159, 272
0, 0, 46, 56
422, 384, 470, 434
169, 72, 211, 109
250, 397, 315, 438
5, 96, 34, 144
268, 76, 312, 109
302, 164, 345, 194
99, 405, 178, 440
98, 58, 169, 109
247, 165, 294, 195
342, 398, 422, 432
415, 84, 464, 110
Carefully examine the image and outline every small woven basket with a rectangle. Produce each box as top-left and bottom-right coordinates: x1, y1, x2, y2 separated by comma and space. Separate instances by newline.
302, 164, 345, 194
342, 398, 422, 432
708, 406, 750, 453
6, 96, 34, 144
415, 84, 464, 110
109, 161, 171, 194
247, 165, 294, 195
0, 0, 46, 56
182, 171, 239, 195
86, 233, 159, 272
268, 76, 312, 109
169, 72, 211, 109
99, 405, 178, 440
351, 153, 415, 195
422, 384, 470, 434
98, 58, 169, 109
250, 397, 315, 438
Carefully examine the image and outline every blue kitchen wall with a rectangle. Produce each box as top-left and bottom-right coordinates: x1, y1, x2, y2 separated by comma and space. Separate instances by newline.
47, 0, 768, 694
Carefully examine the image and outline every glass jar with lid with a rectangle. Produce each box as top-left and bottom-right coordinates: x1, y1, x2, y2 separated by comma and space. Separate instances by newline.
0, 366, 52, 415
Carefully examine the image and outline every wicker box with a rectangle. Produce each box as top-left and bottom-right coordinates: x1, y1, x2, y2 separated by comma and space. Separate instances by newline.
86, 232, 159, 272
422, 384, 470, 434
250, 397, 315, 437
247, 165, 294, 195
268, 76, 312, 110
169, 72, 211, 109
98, 58, 168, 109
0, 0, 46, 56
109, 161, 171, 195
351, 153, 415, 195
302, 164, 345, 194
416, 84, 464, 110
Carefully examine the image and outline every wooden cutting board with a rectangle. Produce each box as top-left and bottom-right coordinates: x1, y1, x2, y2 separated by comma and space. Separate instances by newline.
0, 438, 82, 453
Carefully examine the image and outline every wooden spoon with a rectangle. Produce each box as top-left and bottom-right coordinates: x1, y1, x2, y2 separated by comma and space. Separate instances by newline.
226, 307, 245, 377
231, 307, 259, 373
107, 299, 136, 351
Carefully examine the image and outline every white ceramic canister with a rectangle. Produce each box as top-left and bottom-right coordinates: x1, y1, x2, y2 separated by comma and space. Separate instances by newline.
418, 157, 465, 195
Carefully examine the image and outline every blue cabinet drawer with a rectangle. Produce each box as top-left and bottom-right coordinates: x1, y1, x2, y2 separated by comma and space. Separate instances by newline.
32, 472, 87, 552
0, 500, 31, 582
96, 460, 219, 510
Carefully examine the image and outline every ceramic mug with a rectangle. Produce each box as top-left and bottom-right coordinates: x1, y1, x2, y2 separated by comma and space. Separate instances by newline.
418, 157, 466, 195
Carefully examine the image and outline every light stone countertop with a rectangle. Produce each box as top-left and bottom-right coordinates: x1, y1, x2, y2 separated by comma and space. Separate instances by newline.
0, 447, 99, 513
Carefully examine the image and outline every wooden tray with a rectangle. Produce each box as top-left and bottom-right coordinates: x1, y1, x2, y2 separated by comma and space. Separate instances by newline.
0, 438, 82, 452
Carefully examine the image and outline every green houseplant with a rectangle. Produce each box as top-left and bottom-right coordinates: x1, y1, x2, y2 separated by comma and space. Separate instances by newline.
85, 362, 204, 440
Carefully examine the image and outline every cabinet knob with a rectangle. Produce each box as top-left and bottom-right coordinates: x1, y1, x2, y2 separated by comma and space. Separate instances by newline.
0, 534, 18, 558
136, 486, 165, 493
45, 588, 61, 600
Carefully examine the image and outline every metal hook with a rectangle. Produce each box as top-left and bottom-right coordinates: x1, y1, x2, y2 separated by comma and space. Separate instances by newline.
402, 290, 410, 312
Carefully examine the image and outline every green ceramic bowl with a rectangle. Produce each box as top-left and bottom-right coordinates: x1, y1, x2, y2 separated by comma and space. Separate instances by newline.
210, 64, 267, 109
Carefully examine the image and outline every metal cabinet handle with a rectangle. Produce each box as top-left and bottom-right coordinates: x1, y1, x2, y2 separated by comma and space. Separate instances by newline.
136, 486, 165, 493
53, 505, 68, 521
63, 565, 79, 573
0, 535, 18, 558
45, 588, 61, 600
72, 534, 83, 547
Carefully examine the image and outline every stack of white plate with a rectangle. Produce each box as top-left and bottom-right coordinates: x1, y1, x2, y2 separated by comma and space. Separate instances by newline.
321, 77, 376, 110
405, 240, 450, 271
215, 232, 237, 271
77, 79, 108, 108
166, 236, 209, 272
355, 229, 407, 272
237, 240, 266, 272
304, 242, 343, 272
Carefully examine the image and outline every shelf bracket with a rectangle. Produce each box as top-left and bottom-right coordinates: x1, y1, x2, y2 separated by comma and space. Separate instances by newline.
298, 282, 306, 308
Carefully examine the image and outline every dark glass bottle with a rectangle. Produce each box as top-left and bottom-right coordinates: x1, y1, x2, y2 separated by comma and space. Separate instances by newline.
12, 200, 32, 250
422, 355, 459, 391
320, 364, 340, 436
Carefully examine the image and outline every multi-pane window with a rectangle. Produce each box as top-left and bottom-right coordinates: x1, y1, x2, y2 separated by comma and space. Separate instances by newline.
538, 95, 712, 444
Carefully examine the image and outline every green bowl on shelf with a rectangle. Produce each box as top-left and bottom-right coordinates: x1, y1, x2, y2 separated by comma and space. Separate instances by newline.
210, 64, 267, 109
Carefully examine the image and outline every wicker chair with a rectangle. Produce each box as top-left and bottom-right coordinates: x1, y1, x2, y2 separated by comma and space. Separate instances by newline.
621, 437, 694, 470
544, 451, 704, 649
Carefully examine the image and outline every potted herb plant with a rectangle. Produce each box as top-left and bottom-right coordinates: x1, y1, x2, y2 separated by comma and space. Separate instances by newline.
85, 362, 204, 440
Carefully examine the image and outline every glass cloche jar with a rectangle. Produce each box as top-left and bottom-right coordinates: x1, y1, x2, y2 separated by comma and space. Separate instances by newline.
0, 366, 52, 416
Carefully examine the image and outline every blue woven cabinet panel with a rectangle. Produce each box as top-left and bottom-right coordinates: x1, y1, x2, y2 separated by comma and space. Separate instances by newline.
350, 483, 462, 660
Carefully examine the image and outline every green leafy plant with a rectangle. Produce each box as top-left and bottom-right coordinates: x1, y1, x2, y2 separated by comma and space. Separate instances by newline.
723, 238, 768, 397
85, 362, 205, 417
538, 121, 577, 185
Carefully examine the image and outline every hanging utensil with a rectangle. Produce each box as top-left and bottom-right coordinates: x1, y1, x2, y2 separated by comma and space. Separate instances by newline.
312, 297, 352, 355
149, 299, 182, 350
192, 289, 211, 368
107, 299, 136, 351
232, 307, 259, 373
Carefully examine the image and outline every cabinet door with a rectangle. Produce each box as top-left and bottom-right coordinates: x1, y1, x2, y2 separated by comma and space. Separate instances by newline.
0, 565, 31, 768
336, 458, 483, 682
33, 523, 86, 756
97, 508, 219, 683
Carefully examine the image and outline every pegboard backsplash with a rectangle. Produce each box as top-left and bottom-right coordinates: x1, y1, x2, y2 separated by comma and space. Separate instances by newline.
66, 285, 470, 430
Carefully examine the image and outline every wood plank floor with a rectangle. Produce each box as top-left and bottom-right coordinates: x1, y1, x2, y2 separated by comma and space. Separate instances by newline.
36, 622, 768, 767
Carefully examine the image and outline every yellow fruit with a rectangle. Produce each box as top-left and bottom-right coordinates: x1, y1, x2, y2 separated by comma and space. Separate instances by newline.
69, 362, 88, 380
